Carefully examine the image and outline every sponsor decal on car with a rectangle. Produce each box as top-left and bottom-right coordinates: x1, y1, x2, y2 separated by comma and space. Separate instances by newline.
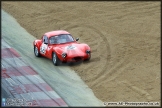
66, 45, 76, 50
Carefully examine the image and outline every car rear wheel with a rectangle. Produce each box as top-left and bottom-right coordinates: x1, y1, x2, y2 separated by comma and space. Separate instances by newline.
34, 46, 40, 57
52, 52, 59, 66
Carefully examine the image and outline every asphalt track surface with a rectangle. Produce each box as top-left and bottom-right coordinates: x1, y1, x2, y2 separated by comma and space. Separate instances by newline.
1, 10, 103, 106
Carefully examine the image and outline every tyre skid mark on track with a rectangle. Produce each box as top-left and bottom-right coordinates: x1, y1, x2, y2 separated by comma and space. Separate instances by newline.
63, 24, 111, 82
88, 42, 98, 47
89, 57, 100, 63
92, 47, 141, 87
62, 23, 153, 102
121, 80, 153, 101
92, 58, 131, 87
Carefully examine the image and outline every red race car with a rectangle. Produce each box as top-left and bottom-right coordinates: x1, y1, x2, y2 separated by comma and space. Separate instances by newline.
33, 30, 91, 66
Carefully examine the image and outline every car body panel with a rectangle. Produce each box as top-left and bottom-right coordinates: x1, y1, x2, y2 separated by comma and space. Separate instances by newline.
44, 30, 70, 38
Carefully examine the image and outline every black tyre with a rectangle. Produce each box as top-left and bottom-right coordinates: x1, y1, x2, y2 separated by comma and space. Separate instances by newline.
34, 46, 40, 57
52, 52, 60, 66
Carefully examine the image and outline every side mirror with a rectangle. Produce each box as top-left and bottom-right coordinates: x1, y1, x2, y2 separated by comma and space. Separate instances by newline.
76, 38, 79, 41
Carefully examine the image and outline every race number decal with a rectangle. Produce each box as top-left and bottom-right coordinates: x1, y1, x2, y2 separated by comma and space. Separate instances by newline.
40, 44, 47, 54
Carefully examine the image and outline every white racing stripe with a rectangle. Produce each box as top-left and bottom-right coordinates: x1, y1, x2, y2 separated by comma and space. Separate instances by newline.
3, 77, 63, 104
20, 92, 51, 101
14, 76, 32, 85
5, 78, 19, 86
2, 64, 6, 70
1, 39, 11, 49
4, 75, 46, 85
22, 91, 63, 102
19, 93, 34, 102
2, 57, 27, 68
46, 91, 60, 99
1, 83, 14, 98
26, 75, 46, 84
